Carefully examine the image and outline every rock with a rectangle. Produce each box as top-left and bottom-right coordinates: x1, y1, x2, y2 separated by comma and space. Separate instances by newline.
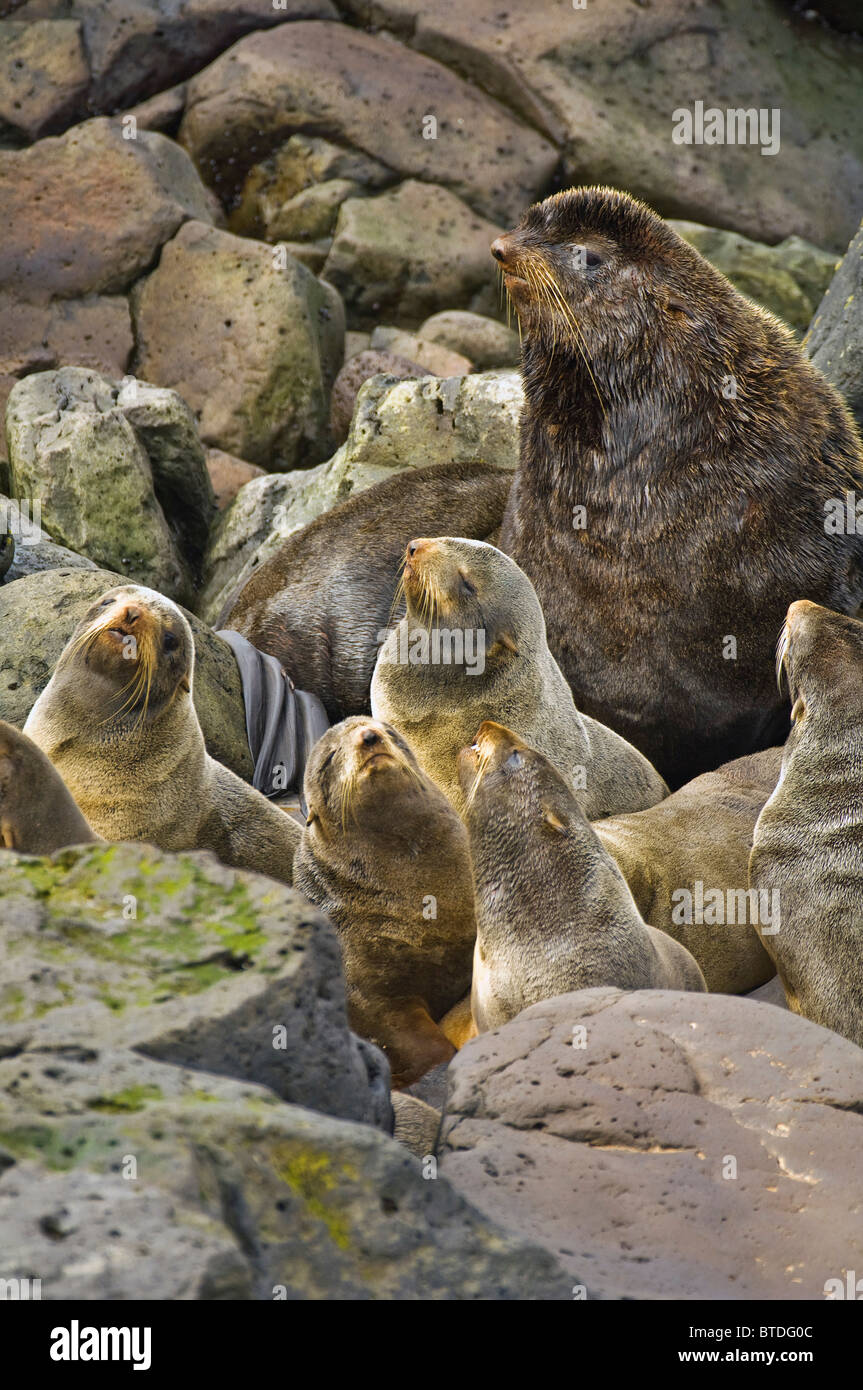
6, 368, 215, 599
8, 0, 339, 120
322, 180, 502, 328
670, 221, 837, 335
419, 310, 521, 369
0, 292, 134, 459
230, 134, 392, 240
0, 1041, 569, 1300
132, 220, 344, 469
199, 369, 522, 623
805, 218, 863, 432
124, 81, 189, 138
206, 448, 266, 511
179, 21, 558, 223
329, 350, 427, 446
0, 493, 98, 582
0, 117, 215, 299
0, 566, 253, 779
0, 20, 88, 145
369, 327, 473, 378
439, 987, 863, 1300
344, 331, 371, 360
263, 178, 364, 243
338, 0, 863, 252
0, 840, 390, 1127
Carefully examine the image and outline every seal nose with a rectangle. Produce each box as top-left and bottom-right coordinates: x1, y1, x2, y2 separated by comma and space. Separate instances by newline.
122, 605, 140, 627
786, 599, 820, 632
406, 538, 436, 560
491, 235, 515, 267
360, 726, 381, 747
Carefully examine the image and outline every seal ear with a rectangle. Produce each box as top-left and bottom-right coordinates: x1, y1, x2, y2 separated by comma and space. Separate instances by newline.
541, 806, 568, 834
491, 632, 519, 658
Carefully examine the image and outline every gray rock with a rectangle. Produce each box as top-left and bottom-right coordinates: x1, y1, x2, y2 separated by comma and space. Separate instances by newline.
339, 0, 863, 252
6, 368, 215, 599
0, 566, 253, 780
670, 221, 837, 335
132, 220, 344, 470
323, 180, 502, 329
0, 1042, 569, 1300
329, 348, 427, 446
806, 218, 863, 431
179, 20, 558, 223
440, 988, 863, 1300
368, 328, 473, 378
231, 134, 392, 240
419, 310, 521, 369
0, 19, 88, 145
199, 369, 522, 624
0, 840, 389, 1129
0, 117, 215, 299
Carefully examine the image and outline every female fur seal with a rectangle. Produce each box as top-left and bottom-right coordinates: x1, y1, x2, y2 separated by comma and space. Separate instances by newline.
293, 716, 476, 1087
594, 748, 781, 994
0, 720, 97, 854
493, 186, 863, 788
218, 460, 513, 721
460, 722, 705, 1033
749, 600, 863, 1045
370, 536, 667, 818
23, 585, 301, 883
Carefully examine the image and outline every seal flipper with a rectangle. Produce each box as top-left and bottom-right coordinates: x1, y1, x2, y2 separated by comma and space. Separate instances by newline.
217, 629, 329, 799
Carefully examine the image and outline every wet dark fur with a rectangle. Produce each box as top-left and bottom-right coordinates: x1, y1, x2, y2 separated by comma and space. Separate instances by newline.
498, 186, 863, 787
219, 460, 512, 721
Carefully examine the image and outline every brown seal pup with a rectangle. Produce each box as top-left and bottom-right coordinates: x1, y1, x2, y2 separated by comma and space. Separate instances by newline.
23, 584, 300, 883
370, 536, 668, 818
292, 716, 476, 1088
460, 722, 706, 1033
0, 720, 98, 854
493, 186, 863, 788
218, 460, 513, 721
594, 748, 782, 994
749, 600, 863, 1045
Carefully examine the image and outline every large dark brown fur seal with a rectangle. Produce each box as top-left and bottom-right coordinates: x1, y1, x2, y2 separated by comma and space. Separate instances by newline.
219, 460, 512, 721
493, 186, 863, 787
749, 600, 863, 1045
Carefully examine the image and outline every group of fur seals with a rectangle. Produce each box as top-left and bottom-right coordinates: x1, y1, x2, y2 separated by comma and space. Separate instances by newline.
749, 601, 863, 1046
293, 717, 476, 1087
219, 460, 512, 721
460, 721, 705, 1032
23, 585, 301, 884
493, 186, 863, 788
594, 748, 781, 993
371, 536, 668, 818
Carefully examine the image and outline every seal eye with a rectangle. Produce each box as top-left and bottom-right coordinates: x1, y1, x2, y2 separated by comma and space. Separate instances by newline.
569, 245, 603, 269
164, 632, 179, 652
321, 749, 335, 770
505, 750, 522, 770
459, 571, 477, 596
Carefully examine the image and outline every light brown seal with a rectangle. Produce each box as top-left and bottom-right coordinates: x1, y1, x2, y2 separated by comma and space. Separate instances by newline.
23, 584, 300, 883
459, 721, 706, 1033
293, 716, 476, 1088
218, 460, 513, 721
371, 536, 668, 818
0, 720, 97, 854
594, 748, 782, 993
493, 185, 863, 788
749, 599, 863, 1045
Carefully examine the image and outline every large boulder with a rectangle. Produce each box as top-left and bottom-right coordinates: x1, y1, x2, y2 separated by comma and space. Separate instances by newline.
178, 21, 558, 223
439, 988, 863, 1300
198, 369, 522, 623
0, 841, 388, 1128
322, 180, 502, 328
3, 0, 337, 122
338, 0, 863, 252
0, 117, 216, 299
0, 566, 253, 779
806, 218, 863, 432
0, 19, 89, 145
419, 311, 521, 370
132, 220, 344, 469
6, 368, 216, 599
0, 1042, 569, 1300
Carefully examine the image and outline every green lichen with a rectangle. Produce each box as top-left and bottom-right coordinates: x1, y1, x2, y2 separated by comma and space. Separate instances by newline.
271, 1142, 357, 1250
89, 1084, 164, 1113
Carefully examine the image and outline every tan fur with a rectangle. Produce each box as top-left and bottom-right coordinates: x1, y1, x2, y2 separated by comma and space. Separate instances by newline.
749, 600, 863, 1045
594, 748, 781, 993
0, 720, 98, 855
293, 717, 477, 1087
371, 537, 667, 818
24, 585, 299, 884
